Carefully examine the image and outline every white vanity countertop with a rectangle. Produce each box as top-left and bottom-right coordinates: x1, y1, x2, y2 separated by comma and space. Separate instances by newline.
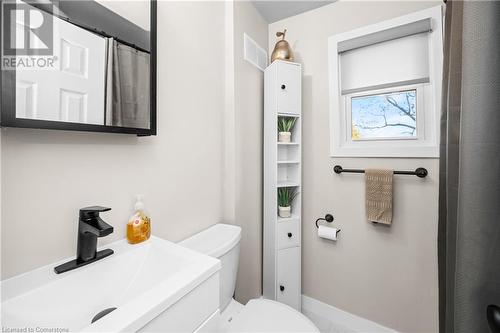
1, 236, 221, 332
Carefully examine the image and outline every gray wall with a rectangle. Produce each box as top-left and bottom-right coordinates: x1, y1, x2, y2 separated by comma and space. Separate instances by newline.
231, 1, 268, 304
269, 1, 441, 332
1, 1, 226, 279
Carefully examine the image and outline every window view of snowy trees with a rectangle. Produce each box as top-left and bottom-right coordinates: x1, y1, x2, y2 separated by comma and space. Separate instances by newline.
351, 89, 417, 140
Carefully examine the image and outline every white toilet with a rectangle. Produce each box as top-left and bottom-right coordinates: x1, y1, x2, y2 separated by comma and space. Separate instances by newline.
179, 223, 319, 332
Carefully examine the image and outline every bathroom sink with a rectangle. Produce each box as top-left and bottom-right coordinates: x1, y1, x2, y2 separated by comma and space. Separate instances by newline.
1, 236, 221, 332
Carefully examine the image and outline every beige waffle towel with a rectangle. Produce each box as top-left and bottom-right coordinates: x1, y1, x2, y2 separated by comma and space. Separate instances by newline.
365, 169, 393, 225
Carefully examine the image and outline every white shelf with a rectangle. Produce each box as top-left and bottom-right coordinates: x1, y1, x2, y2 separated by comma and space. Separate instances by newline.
264, 60, 302, 310
277, 160, 300, 164
277, 142, 299, 146
277, 181, 300, 188
277, 214, 301, 223
278, 113, 300, 118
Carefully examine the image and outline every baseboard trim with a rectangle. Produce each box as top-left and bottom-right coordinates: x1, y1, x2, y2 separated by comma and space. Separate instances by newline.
301, 295, 399, 333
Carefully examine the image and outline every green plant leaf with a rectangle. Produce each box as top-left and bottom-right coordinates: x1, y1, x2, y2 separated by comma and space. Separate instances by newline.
277, 187, 299, 207
277, 116, 296, 133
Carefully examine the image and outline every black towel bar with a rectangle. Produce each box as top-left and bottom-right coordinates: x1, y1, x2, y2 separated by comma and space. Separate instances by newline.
333, 165, 428, 178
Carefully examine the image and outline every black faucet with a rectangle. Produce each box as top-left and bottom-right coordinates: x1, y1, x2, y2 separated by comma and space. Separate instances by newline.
54, 206, 114, 274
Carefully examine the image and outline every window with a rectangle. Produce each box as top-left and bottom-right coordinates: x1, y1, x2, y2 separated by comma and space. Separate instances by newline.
328, 6, 443, 157
350, 89, 417, 141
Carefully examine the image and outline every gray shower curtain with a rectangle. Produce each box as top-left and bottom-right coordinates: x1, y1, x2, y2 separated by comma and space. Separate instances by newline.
105, 38, 150, 129
438, 1, 500, 332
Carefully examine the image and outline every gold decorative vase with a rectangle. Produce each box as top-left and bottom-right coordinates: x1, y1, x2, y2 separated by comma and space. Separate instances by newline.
271, 29, 294, 63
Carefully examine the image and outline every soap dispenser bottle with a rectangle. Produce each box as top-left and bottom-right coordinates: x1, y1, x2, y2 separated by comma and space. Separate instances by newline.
127, 195, 151, 244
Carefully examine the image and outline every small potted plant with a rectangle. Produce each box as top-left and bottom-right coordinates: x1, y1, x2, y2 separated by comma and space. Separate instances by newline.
278, 187, 299, 218
278, 117, 297, 143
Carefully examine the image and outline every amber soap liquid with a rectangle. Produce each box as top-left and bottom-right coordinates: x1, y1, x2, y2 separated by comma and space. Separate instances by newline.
127, 212, 151, 244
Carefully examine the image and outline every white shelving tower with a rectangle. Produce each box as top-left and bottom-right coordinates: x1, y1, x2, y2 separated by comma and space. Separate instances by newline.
263, 60, 302, 310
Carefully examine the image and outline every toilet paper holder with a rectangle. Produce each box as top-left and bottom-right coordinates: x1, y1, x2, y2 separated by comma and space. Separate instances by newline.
315, 214, 339, 231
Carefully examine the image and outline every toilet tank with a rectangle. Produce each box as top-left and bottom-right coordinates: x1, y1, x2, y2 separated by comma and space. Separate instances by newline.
178, 224, 241, 311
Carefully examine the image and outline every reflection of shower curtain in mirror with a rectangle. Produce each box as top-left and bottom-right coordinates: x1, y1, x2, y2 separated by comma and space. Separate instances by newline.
105, 38, 150, 129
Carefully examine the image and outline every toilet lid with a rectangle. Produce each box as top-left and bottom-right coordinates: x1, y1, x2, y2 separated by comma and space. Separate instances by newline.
227, 299, 319, 332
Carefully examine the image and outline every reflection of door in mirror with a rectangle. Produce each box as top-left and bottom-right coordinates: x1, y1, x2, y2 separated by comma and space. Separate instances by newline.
16, 6, 107, 125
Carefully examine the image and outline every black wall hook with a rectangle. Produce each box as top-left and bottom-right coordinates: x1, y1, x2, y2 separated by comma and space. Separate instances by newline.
315, 214, 334, 228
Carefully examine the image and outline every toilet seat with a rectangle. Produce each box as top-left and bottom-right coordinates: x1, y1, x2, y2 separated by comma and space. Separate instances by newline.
227, 299, 319, 332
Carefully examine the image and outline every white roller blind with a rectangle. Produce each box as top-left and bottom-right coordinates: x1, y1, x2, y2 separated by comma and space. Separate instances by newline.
338, 18, 432, 53
340, 33, 430, 95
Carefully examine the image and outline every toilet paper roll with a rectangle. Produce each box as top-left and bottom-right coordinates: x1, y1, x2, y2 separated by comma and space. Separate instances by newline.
318, 225, 339, 241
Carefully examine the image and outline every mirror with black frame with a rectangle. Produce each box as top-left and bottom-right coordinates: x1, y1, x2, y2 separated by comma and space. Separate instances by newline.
0, 0, 156, 136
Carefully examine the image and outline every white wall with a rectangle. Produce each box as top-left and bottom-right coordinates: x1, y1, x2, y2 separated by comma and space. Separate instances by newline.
231, 0, 268, 304
269, 1, 441, 332
96, 0, 150, 31
1, 1, 226, 279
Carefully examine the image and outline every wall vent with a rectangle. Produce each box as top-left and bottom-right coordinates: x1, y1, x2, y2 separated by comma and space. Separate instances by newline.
244, 33, 267, 72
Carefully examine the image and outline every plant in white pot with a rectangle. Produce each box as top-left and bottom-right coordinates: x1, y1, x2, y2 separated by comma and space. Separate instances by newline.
278, 117, 296, 143
277, 187, 299, 218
